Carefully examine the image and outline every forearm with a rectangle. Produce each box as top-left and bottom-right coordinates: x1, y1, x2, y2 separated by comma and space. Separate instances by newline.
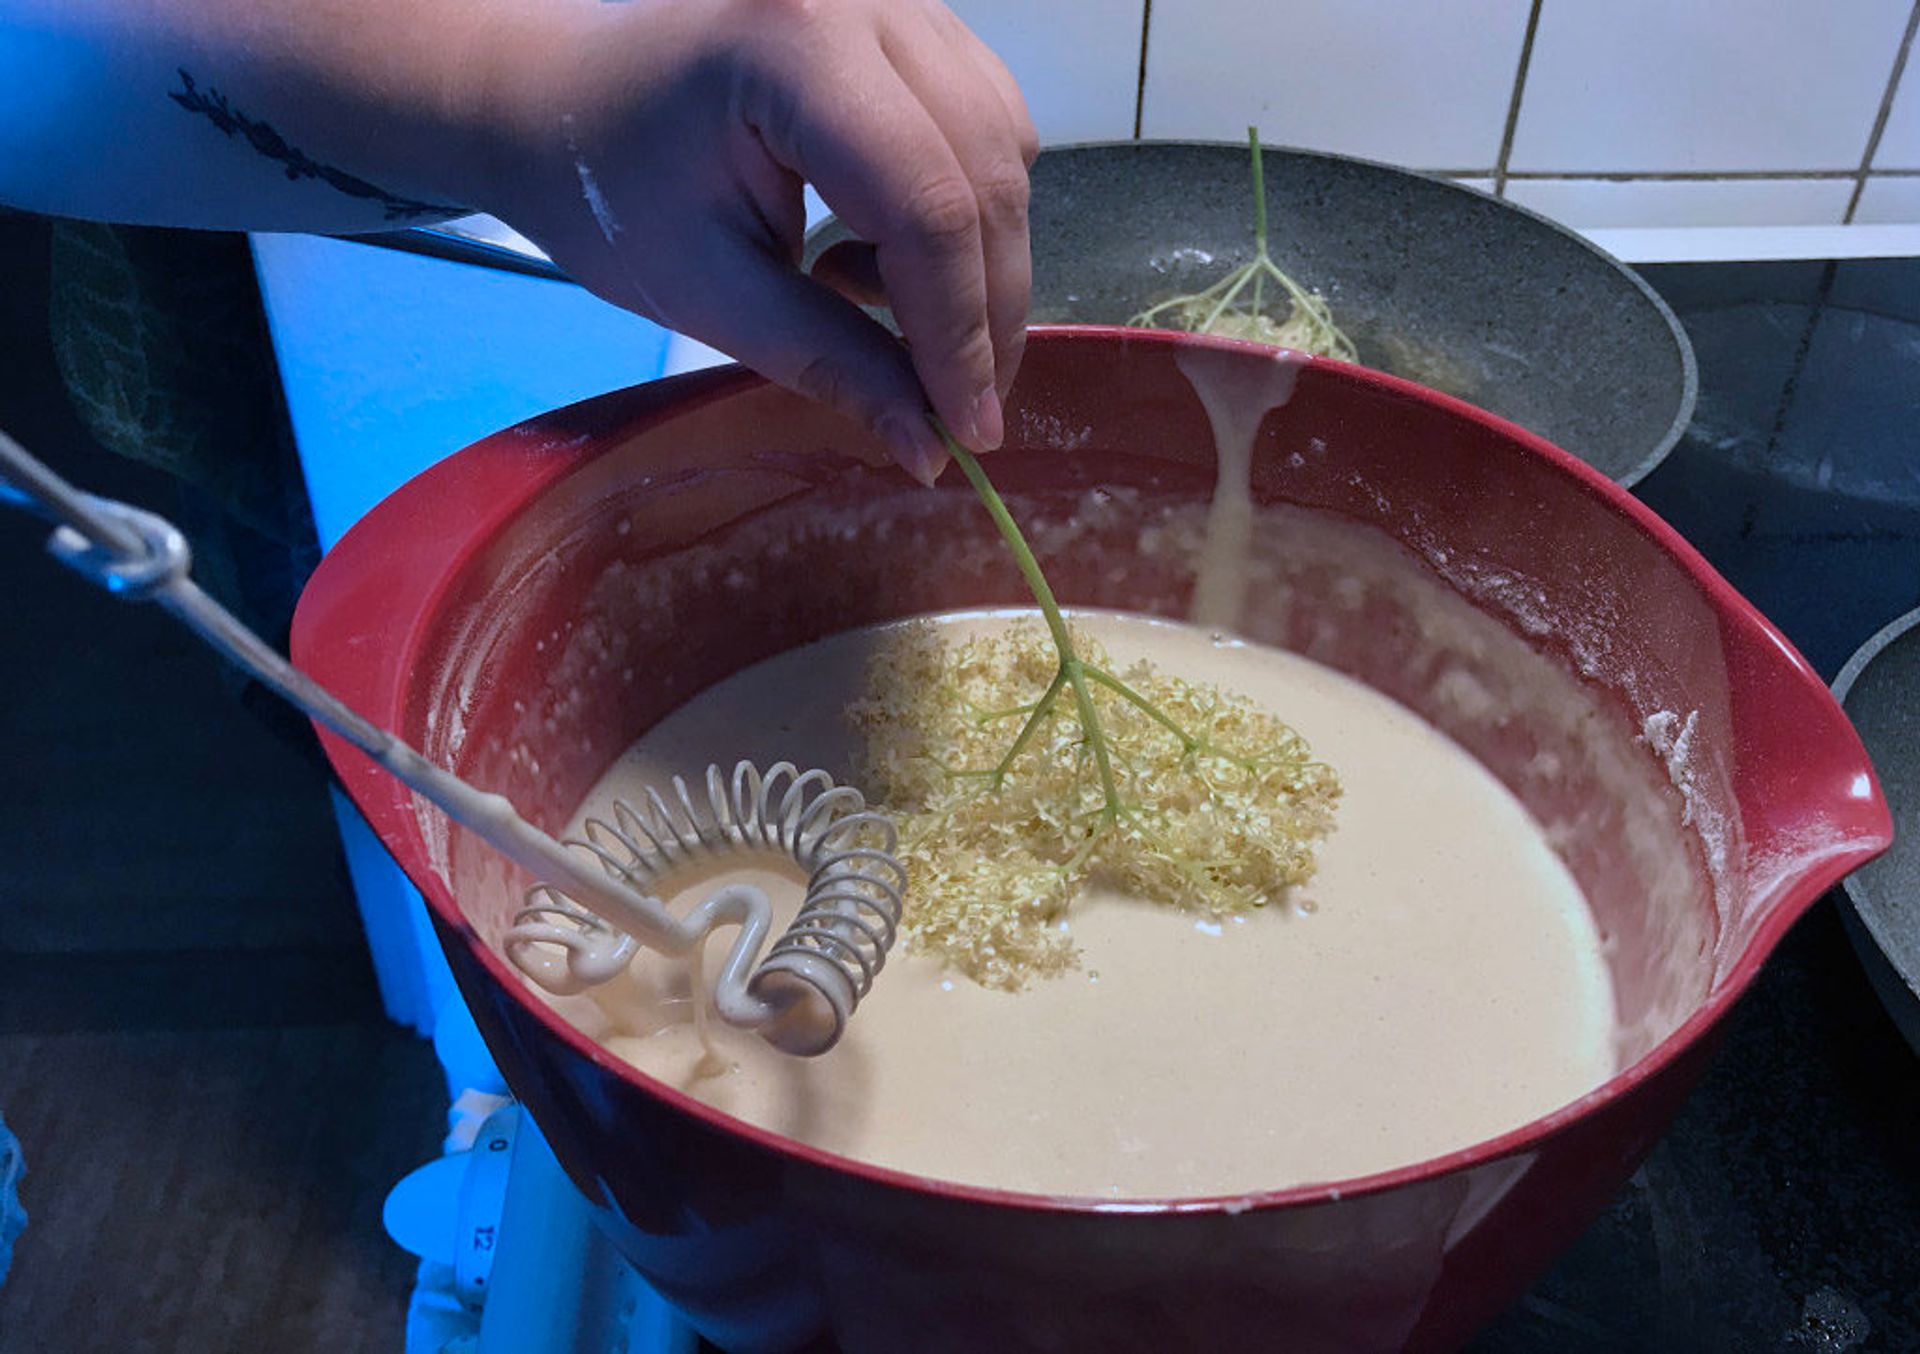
0, 0, 526, 231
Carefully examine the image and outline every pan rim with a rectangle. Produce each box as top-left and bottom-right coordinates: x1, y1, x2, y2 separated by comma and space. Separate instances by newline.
805, 136, 1701, 488
1833, 602, 1920, 982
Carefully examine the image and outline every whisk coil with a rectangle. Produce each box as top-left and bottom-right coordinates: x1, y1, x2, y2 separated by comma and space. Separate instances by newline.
505, 761, 905, 1052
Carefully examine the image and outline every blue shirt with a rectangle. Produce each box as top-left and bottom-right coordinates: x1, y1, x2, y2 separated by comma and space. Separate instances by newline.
0, 1112, 23, 1285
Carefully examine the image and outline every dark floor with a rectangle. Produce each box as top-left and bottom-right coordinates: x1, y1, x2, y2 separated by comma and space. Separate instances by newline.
0, 213, 440, 1353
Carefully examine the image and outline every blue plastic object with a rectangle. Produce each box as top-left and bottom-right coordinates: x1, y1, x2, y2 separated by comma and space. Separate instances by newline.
0, 1111, 24, 1286
433, 994, 511, 1101
250, 232, 674, 549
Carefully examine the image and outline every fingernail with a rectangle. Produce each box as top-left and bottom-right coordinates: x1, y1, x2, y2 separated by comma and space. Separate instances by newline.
967, 386, 1005, 452
876, 412, 948, 488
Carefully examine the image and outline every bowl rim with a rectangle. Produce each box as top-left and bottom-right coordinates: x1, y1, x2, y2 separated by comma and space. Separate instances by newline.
293, 325, 1883, 1219
803, 136, 1701, 489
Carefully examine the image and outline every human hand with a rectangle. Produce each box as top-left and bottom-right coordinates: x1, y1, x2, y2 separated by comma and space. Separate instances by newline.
468, 0, 1038, 485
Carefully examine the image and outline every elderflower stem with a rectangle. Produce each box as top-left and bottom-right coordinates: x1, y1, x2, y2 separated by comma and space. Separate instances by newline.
1249, 125, 1267, 314
1248, 125, 1268, 256
939, 427, 1074, 656
987, 668, 1066, 784
936, 423, 1125, 820
1081, 666, 1199, 753
1199, 265, 1257, 334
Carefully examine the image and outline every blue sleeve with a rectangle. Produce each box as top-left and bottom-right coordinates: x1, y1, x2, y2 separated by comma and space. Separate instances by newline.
0, 1111, 23, 1286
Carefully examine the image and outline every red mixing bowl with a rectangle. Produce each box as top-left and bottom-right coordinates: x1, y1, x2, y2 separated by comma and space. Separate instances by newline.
291, 328, 1890, 1353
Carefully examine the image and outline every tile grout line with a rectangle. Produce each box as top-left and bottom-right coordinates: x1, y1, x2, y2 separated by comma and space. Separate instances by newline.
1492, 0, 1545, 197
1846, 0, 1920, 222
1132, 0, 1153, 140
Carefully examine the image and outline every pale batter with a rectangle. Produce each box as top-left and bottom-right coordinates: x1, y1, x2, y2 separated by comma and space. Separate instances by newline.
545, 609, 1617, 1199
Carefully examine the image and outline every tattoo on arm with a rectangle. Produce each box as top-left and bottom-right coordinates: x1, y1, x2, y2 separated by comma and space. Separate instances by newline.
168, 68, 461, 222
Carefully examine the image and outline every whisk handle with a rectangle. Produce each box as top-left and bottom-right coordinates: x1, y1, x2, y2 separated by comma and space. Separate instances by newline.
0, 427, 681, 950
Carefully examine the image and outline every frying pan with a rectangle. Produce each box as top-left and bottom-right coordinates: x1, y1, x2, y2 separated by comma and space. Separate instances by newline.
804, 140, 1697, 485
1836, 606, 1920, 1054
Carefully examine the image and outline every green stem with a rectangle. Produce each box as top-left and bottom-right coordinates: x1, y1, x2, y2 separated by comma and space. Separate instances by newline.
972, 698, 1043, 724
989, 669, 1067, 782
943, 427, 1075, 658
1082, 666, 1200, 752
937, 422, 1123, 819
1066, 664, 1122, 820
1199, 265, 1257, 334
1248, 125, 1267, 314
1248, 125, 1268, 258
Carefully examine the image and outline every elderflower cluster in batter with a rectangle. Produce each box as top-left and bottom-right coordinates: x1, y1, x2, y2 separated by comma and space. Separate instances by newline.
849, 619, 1342, 990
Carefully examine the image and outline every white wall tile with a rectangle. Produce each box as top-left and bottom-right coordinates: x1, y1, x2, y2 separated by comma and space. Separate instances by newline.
1874, 53, 1920, 168
1853, 175, 1920, 223
1504, 178, 1853, 230
1510, 0, 1910, 173
1140, 0, 1528, 169
1447, 178, 1500, 198
1578, 222, 1920, 262
948, 0, 1145, 145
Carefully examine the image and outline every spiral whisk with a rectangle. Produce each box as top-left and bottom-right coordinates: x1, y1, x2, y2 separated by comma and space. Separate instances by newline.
506, 761, 906, 1049
0, 428, 904, 1057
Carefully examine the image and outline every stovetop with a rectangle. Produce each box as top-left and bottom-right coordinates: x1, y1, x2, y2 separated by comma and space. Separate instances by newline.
1464, 257, 1920, 1354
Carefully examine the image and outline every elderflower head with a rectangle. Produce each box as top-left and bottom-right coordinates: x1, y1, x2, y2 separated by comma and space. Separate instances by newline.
1168, 290, 1352, 359
848, 619, 1341, 990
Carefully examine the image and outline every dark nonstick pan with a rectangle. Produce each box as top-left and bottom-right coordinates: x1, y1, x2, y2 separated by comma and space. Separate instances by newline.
1836, 606, 1920, 1055
805, 140, 1697, 486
